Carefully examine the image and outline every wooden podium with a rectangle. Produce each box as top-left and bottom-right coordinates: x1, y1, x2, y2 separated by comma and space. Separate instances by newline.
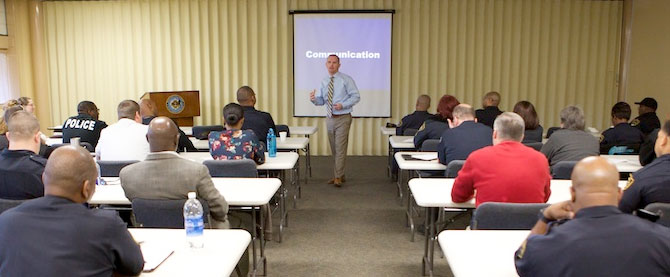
141, 91, 200, 126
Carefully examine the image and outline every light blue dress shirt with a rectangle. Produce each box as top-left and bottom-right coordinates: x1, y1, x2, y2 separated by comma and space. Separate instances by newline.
312, 71, 361, 115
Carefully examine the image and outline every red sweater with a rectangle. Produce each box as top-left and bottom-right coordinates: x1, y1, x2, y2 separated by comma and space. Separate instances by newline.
451, 141, 551, 207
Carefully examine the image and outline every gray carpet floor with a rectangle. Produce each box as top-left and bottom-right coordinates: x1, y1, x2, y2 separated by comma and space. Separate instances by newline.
263, 156, 460, 277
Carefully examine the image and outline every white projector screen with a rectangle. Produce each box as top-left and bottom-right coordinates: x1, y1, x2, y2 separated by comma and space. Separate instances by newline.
293, 12, 392, 117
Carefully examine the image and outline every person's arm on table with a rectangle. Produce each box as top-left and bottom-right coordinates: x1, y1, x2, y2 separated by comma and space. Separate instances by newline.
108, 216, 145, 276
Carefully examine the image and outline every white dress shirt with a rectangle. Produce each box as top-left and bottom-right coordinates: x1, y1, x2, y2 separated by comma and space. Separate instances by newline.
95, 118, 150, 161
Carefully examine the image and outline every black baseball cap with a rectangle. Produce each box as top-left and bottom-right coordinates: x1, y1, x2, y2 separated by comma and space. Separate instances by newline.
635, 97, 658, 110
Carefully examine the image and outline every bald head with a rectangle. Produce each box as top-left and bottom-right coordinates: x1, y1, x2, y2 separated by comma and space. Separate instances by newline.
139, 99, 158, 118
147, 116, 179, 152
43, 146, 97, 203
236, 86, 256, 107
416, 95, 431, 111
483, 91, 501, 107
570, 156, 621, 209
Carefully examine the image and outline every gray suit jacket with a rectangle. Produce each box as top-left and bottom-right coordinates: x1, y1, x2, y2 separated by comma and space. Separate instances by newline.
120, 152, 229, 226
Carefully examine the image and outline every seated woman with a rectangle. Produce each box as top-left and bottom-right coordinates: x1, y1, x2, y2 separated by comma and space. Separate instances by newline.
513, 100, 544, 143
209, 103, 265, 164
413, 95, 460, 149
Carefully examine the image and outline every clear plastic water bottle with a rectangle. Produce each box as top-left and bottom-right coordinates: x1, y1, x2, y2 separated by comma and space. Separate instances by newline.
184, 192, 204, 248
95, 162, 106, 186
267, 128, 277, 158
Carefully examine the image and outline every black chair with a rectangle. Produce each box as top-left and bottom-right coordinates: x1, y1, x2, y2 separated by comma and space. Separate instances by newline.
643, 203, 670, 227
132, 198, 211, 228
420, 139, 440, 152
203, 159, 258, 177
445, 160, 466, 178
471, 202, 550, 230
0, 199, 26, 215
97, 160, 139, 177
192, 125, 224, 140
276, 125, 290, 137
524, 142, 543, 151
551, 161, 578, 180
403, 128, 418, 136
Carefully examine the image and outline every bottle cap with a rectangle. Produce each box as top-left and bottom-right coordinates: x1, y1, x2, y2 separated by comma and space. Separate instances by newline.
188, 192, 196, 199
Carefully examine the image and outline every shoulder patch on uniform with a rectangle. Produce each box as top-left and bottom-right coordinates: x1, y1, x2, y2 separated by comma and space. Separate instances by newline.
516, 240, 528, 259
624, 174, 635, 190
418, 122, 426, 131
631, 119, 640, 126
599, 134, 604, 143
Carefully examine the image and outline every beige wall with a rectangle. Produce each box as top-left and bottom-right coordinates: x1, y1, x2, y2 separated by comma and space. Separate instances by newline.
40, 0, 623, 155
627, 0, 670, 123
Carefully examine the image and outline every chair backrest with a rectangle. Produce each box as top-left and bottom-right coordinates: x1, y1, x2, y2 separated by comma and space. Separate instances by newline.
203, 159, 258, 177
551, 161, 578, 180
643, 203, 670, 227
471, 202, 550, 230
80, 142, 94, 152
132, 198, 210, 228
403, 128, 418, 136
97, 160, 139, 177
0, 199, 26, 215
192, 125, 225, 140
276, 125, 290, 137
445, 160, 466, 178
420, 139, 440, 152
524, 142, 543, 151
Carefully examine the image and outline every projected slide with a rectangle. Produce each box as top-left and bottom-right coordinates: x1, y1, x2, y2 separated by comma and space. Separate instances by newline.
293, 13, 392, 117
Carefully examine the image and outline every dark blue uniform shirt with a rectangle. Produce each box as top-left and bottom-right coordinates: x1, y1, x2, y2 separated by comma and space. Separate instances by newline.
396, 111, 432, 135
619, 154, 670, 213
0, 196, 144, 276
600, 123, 645, 153
475, 106, 503, 128
437, 121, 492, 165
0, 149, 46, 200
62, 113, 108, 148
241, 106, 277, 145
515, 205, 670, 277
414, 116, 449, 149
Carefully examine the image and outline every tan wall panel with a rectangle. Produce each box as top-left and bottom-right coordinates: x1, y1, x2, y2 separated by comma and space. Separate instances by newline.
628, 0, 670, 122
42, 0, 622, 156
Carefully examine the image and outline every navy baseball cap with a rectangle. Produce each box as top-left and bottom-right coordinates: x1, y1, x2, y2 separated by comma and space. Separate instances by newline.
635, 97, 658, 110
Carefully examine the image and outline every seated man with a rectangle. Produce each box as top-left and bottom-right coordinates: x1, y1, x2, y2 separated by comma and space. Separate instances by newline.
475, 91, 503, 128
639, 128, 660, 166
62, 101, 108, 148
515, 156, 670, 276
0, 111, 46, 199
452, 112, 551, 207
541, 106, 599, 166
120, 117, 248, 275
396, 94, 433, 135
599, 102, 644, 154
95, 100, 150, 161
619, 120, 670, 213
632, 97, 661, 136
0, 145, 144, 276
139, 99, 196, 152
237, 86, 276, 145
437, 104, 492, 166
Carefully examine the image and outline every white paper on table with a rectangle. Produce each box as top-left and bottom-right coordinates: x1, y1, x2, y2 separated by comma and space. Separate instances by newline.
402, 138, 414, 143
410, 153, 438, 161
140, 241, 174, 272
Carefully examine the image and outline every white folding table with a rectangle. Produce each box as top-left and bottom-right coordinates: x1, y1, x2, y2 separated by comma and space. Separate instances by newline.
438, 230, 529, 277
601, 155, 643, 173
129, 228, 251, 276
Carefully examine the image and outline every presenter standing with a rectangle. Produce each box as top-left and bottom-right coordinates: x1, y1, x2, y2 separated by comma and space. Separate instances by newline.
310, 55, 360, 187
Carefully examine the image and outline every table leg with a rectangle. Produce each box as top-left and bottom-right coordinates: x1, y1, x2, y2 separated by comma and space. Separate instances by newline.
259, 205, 267, 276
293, 157, 300, 209
396, 169, 404, 202
421, 207, 437, 276
406, 188, 415, 242
306, 134, 312, 178
251, 205, 258, 276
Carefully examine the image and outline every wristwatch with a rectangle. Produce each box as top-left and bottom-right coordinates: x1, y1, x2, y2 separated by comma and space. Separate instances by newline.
538, 208, 554, 223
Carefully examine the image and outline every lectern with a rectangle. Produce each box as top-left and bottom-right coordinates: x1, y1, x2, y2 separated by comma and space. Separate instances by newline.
141, 91, 200, 126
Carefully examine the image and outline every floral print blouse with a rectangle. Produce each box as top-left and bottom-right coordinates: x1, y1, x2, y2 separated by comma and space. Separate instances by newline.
208, 129, 265, 164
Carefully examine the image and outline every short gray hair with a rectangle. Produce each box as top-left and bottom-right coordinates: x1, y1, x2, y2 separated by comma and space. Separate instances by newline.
493, 112, 525, 142
560, 105, 586, 130
452, 104, 475, 120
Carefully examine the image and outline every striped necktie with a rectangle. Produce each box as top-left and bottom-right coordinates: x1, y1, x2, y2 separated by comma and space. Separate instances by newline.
327, 76, 334, 118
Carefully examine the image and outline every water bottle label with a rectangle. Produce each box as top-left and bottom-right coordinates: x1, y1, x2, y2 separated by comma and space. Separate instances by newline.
185, 216, 204, 237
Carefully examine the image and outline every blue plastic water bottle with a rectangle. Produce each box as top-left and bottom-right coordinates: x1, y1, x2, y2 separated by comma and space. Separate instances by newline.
184, 192, 204, 248
267, 128, 277, 158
